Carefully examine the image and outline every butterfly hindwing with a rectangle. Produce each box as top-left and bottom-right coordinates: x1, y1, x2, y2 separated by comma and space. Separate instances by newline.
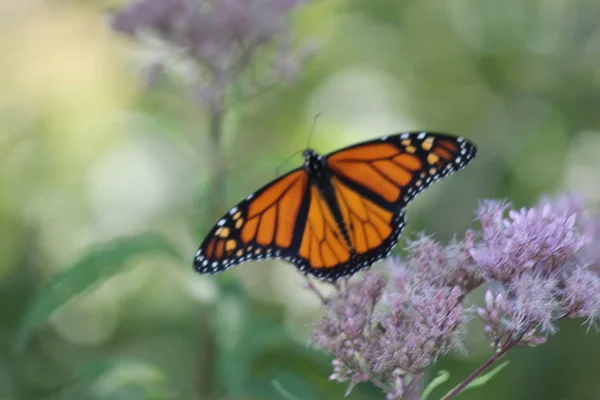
296, 184, 352, 275
296, 177, 407, 280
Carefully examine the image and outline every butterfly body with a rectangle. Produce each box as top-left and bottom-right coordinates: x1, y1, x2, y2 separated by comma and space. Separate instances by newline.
194, 132, 477, 281
302, 148, 355, 251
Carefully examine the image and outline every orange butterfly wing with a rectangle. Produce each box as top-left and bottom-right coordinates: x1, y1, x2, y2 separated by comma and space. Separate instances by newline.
327, 132, 474, 207
297, 185, 352, 270
303, 132, 476, 279
194, 168, 309, 273
293, 175, 403, 280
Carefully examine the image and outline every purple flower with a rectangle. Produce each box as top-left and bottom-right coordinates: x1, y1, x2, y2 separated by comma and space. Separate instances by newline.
470, 196, 600, 341
312, 272, 385, 384
377, 283, 464, 374
111, 0, 313, 111
313, 194, 600, 398
538, 193, 586, 221
313, 268, 465, 395
403, 235, 483, 291
502, 272, 559, 333
112, 0, 203, 43
477, 290, 504, 345
468, 199, 587, 281
561, 267, 600, 324
579, 215, 600, 271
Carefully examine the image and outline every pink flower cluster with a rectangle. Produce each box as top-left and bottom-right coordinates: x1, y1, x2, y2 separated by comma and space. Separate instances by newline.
312, 195, 600, 399
472, 195, 600, 338
111, 0, 314, 111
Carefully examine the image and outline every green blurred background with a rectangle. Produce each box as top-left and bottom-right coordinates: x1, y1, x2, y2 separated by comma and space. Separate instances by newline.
2, 0, 600, 399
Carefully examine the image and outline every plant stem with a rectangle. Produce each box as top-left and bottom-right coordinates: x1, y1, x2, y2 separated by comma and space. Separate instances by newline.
405, 373, 423, 400
196, 103, 226, 400
303, 275, 328, 304
371, 377, 393, 393
441, 334, 523, 400
208, 108, 225, 216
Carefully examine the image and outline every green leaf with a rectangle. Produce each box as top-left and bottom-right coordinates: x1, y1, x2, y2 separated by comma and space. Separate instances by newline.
421, 370, 450, 400
461, 360, 511, 391
212, 281, 271, 396
249, 339, 370, 400
210, 280, 301, 397
442, 361, 511, 399
14, 233, 183, 350
27, 356, 184, 400
272, 379, 306, 400
89, 358, 171, 400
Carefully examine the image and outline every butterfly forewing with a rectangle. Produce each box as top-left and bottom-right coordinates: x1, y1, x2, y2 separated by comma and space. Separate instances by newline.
327, 132, 476, 208
194, 168, 309, 274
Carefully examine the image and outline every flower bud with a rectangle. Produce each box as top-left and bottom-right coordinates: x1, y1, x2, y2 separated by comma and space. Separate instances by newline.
485, 290, 495, 311
477, 307, 490, 321
490, 309, 500, 323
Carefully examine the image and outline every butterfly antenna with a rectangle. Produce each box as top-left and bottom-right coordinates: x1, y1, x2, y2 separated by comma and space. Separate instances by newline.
274, 114, 321, 177
307, 113, 322, 149
275, 150, 303, 177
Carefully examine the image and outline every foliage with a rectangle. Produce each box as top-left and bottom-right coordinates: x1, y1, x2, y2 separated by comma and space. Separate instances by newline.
14, 234, 183, 350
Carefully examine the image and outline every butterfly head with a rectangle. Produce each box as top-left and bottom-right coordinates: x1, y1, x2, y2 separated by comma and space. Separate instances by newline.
302, 149, 325, 176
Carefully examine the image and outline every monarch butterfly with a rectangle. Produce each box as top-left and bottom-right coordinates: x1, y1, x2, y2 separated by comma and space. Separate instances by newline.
194, 132, 476, 281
